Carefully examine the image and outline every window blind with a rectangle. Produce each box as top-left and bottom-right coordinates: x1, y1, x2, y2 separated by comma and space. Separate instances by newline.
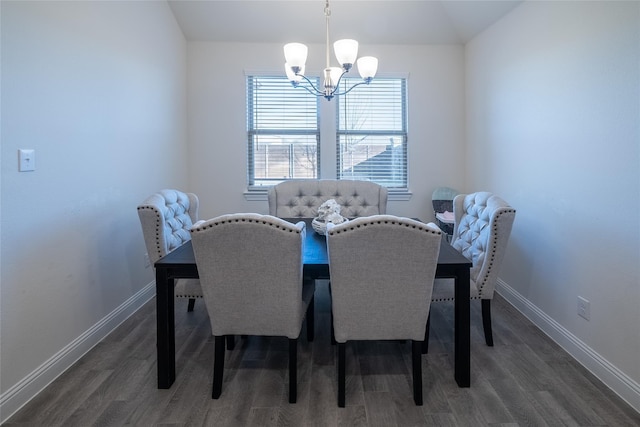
336, 77, 407, 189
247, 76, 320, 188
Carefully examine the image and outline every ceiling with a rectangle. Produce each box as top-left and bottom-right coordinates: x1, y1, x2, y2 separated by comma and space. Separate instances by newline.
168, 0, 524, 45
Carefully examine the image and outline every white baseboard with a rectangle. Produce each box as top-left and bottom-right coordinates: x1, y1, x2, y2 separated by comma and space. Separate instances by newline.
0, 282, 156, 424
496, 279, 640, 414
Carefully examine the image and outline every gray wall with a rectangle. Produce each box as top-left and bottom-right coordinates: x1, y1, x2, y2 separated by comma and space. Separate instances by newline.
186, 42, 466, 219
466, 0, 640, 409
0, 0, 188, 417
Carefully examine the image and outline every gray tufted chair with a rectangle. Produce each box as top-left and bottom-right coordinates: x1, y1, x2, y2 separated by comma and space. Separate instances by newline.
137, 189, 203, 312
426, 192, 516, 350
190, 213, 314, 403
268, 179, 388, 218
326, 215, 442, 407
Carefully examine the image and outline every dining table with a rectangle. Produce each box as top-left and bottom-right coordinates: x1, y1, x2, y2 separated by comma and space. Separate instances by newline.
154, 217, 472, 389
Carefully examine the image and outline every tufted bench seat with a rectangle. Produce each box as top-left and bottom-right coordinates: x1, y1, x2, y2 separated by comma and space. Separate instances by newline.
268, 179, 388, 218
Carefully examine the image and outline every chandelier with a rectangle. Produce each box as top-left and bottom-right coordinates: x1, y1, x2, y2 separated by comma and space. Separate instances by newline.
283, 0, 378, 101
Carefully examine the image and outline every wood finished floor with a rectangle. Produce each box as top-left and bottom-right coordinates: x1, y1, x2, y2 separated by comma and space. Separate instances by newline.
4, 280, 639, 426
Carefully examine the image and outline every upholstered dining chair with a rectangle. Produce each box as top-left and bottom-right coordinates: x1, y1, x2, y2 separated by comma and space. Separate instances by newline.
190, 213, 315, 403
425, 191, 516, 351
137, 189, 203, 312
267, 179, 388, 218
326, 215, 442, 407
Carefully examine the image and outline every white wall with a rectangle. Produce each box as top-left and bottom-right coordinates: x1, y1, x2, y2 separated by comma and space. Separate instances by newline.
187, 42, 466, 220
0, 0, 188, 418
466, 1, 640, 409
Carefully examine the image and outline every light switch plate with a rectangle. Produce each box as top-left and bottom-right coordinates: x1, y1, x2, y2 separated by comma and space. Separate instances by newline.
19, 149, 35, 172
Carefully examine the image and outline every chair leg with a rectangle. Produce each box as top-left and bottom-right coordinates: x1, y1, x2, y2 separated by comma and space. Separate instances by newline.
331, 311, 337, 345
212, 336, 225, 399
288, 339, 298, 404
422, 312, 431, 354
481, 299, 494, 346
412, 340, 423, 406
226, 335, 235, 350
329, 283, 336, 345
187, 298, 196, 312
306, 297, 315, 342
337, 342, 346, 407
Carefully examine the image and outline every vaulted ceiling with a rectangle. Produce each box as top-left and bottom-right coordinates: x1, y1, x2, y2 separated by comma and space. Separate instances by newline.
168, 0, 523, 45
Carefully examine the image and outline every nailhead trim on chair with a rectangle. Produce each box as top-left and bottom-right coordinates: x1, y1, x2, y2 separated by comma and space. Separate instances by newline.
327, 217, 441, 236
191, 217, 303, 234
477, 208, 516, 297
138, 190, 204, 303
431, 205, 516, 302
137, 205, 165, 261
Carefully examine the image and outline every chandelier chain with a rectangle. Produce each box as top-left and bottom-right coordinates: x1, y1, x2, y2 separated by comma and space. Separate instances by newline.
325, 0, 331, 69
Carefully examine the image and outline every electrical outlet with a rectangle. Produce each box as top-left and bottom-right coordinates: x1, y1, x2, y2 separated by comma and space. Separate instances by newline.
144, 253, 151, 268
577, 296, 590, 320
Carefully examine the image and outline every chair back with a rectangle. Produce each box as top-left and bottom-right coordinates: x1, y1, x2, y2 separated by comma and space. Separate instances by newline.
190, 214, 308, 338
137, 189, 199, 263
326, 215, 441, 342
451, 192, 516, 299
268, 179, 388, 218
432, 186, 458, 215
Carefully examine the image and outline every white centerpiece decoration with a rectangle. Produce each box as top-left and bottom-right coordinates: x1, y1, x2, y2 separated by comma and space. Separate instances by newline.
312, 199, 347, 235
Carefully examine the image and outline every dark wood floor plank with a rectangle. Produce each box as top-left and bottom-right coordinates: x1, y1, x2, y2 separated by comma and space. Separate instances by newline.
467, 377, 514, 424
422, 412, 458, 426
251, 340, 287, 408
276, 338, 314, 426
421, 355, 454, 414
93, 399, 129, 427
153, 351, 212, 425
530, 390, 581, 426
344, 342, 366, 406
358, 341, 391, 393
488, 376, 553, 426
246, 407, 280, 427
492, 343, 559, 393
547, 359, 640, 426
5, 288, 638, 427
444, 388, 491, 426
16, 368, 113, 426
60, 357, 152, 426
363, 391, 397, 427
337, 404, 368, 427
387, 374, 428, 426
306, 365, 338, 427
118, 364, 175, 425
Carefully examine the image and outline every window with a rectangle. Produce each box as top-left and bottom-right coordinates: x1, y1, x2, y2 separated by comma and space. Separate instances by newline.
336, 77, 407, 190
246, 75, 409, 194
247, 76, 320, 188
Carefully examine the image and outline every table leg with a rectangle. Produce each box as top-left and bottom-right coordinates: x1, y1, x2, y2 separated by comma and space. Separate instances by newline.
156, 267, 176, 388
454, 266, 471, 387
